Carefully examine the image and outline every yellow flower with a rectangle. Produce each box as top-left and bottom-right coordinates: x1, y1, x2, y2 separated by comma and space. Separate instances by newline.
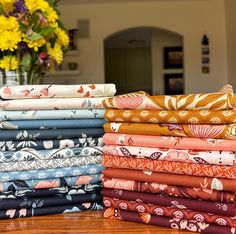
55, 27, 69, 47
0, 0, 14, 13
0, 56, 18, 71
47, 42, 63, 64
0, 30, 22, 51
45, 6, 58, 23
0, 16, 19, 32
24, 37, 46, 51
25, 0, 49, 14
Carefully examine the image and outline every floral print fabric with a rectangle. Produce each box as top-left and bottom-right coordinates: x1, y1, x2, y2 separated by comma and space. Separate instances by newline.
103, 145, 236, 166
0, 173, 102, 192
103, 133, 236, 151
0, 137, 103, 151
102, 177, 235, 203
0, 146, 103, 162
0, 155, 102, 172
103, 208, 235, 234
103, 197, 236, 228
0, 119, 106, 130
0, 128, 104, 141
0, 109, 105, 121
103, 154, 236, 179
0, 164, 103, 182
105, 109, 236, 124
0, 97, 107, 110
104, 122, 236, 139
1, 202, 103, 219
103, 168, 236, 193
102, 91, 235, 110
0, 193, 102, 210
0, 84, 116, 99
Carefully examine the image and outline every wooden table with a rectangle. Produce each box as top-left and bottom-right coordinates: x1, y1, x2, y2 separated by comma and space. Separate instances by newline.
0, 211, 194, 234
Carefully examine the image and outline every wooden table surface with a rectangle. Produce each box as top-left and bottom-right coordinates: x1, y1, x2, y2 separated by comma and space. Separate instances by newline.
0, 211, 194, 234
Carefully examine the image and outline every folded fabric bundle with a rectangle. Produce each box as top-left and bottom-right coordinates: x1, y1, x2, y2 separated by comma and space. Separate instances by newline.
0, 164, 103, 181
103, 168, 236, 193
0, 184, 102, 199
104, 208, 234, 234
104, 122, 236, 139
0, 202, 103, 219
0, 84, 116, 99
103, 145, 236, 166
105, 109, 236, 124
0, 146, 103, 163
0, 119, 106, 130
0, 128, 104, 141
103, 133, 236, 151
0, 155, 102, 172
103, 91, 234, 110
0, 109, 105, 121
0, 137, 104, 151
0, 97, 107, 110
0, 173, 102, 192
103, 154, 236, 179
102, 177, 235, 203
103, 197, 236, 228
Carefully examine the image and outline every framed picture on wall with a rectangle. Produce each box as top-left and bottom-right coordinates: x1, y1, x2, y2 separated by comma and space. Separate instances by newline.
164, 73, 184, 95
164, 46, 183, 69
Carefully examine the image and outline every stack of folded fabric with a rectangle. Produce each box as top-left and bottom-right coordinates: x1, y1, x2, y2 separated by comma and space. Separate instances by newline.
102, 90, 236, 234
0, 84, 116, 219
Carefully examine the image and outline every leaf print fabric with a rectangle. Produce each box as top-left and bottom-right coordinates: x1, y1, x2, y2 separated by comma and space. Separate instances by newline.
103, 145, 236, 166
0, 137, 103, 151
0, 119, 106, 130
0, 202, 103, 219
0, 109, 105, 121
0, 184, 102, 199
0, 84, 116, 99
0, 146, 103, 162
103, 133, 236, 151
103, 197, 236, 228
0, 173, 102, 192
103, 91, 235, 110
103, 154, 236, 179
105, 109, 236, 124
0, 155, 102, 172
104, 122, 236, 139
0, 128, 104, 141
103, 208, 235, 234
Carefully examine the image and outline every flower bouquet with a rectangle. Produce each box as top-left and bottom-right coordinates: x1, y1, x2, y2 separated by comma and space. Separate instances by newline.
0, 0, 69, 84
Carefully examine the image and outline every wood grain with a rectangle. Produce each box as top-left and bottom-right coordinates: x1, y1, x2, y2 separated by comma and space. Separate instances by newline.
0, 211, 194, 234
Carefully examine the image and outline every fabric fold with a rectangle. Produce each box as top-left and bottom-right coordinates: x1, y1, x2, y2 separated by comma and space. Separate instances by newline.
103, 133, 236, 151
104, 122, 236, 139
0, 84, 116, 99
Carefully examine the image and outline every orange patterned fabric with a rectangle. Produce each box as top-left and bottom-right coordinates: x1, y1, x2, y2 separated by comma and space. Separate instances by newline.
105, 109, 236, 124
102, 154, 236, 179
103, 91, 235, 110
104, 122, 236, 139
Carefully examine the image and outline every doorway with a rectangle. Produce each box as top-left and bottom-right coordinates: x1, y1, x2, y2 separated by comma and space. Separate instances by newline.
104, 27, 184, 95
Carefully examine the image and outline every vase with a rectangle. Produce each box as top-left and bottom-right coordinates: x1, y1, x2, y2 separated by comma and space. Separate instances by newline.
0, 70, 43, 86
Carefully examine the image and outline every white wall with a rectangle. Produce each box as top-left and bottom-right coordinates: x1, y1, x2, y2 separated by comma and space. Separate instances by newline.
59, 0, 228, 93
225, 0, 236, 89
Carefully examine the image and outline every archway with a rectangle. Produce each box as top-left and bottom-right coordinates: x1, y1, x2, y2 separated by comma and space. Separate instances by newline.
104, 27, 184, 95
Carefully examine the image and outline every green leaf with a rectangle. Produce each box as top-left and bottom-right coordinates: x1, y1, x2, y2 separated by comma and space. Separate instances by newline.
19, 22, 27, 32
30, 32, 43, 41
20, 53, 32, 72
39, 26, 55, 37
